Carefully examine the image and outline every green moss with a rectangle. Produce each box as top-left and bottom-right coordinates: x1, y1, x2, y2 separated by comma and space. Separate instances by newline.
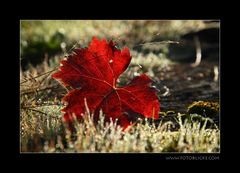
187, 101, 219, 118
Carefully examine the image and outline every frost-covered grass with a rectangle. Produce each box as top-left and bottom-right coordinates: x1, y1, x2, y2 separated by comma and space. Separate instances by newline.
20, 105, 220, 153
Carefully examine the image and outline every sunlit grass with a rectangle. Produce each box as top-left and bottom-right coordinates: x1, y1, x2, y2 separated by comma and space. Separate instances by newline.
20, 105, 220, 153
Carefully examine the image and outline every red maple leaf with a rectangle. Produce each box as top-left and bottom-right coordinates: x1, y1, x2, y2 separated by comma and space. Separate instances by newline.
52, 37, 160, 129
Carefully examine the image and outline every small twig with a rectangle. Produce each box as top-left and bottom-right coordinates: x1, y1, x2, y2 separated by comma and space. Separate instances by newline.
191, 36, 202, 67
133, 40, 180, 48
22, 103, 61, 109
20, 68, 58, 85
22, 107, 60, 119
64, 41, 81, 56
213, 66, 219, 81
160, 86, 170, 97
